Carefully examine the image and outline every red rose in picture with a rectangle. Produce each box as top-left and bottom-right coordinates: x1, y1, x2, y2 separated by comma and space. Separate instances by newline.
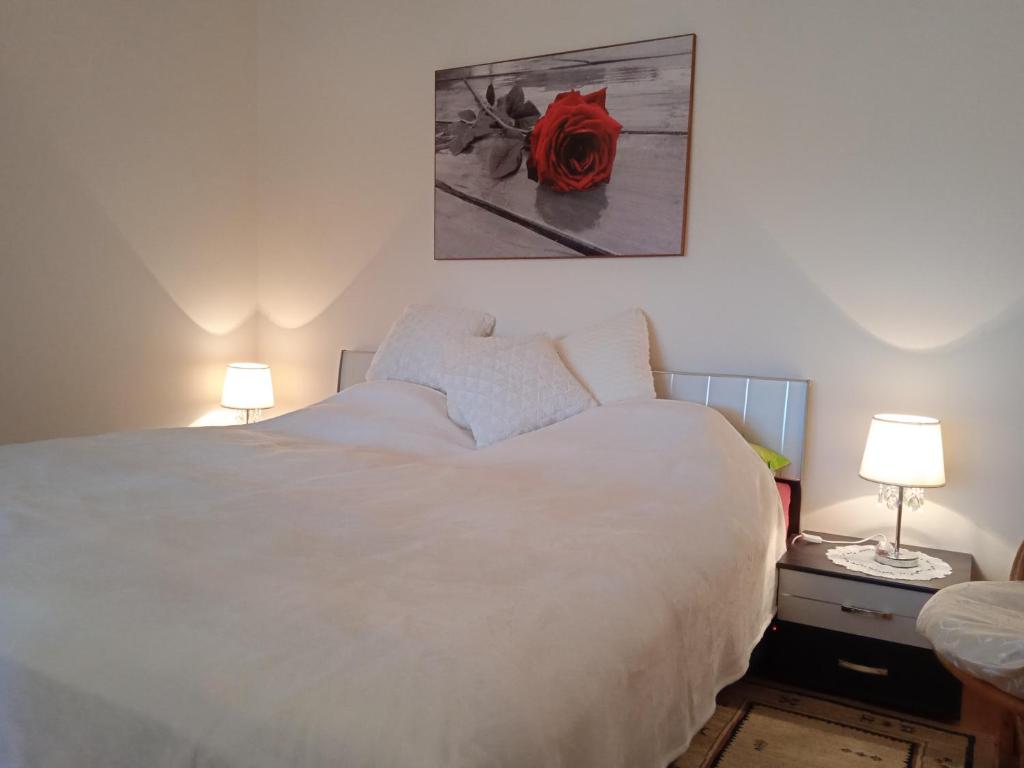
527, 88, 622, 193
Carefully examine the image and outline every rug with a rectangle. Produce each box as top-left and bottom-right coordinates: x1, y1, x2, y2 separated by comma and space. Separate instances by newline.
672, 682, 974, 768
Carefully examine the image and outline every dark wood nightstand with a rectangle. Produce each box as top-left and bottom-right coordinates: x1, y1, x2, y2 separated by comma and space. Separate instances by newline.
755, 532, 975, 720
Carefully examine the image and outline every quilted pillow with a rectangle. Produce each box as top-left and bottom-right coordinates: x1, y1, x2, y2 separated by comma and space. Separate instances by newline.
445, 335, 521, 430
442, 335, 595, 448
555, 308, 656, 404
366, 304, 496, 391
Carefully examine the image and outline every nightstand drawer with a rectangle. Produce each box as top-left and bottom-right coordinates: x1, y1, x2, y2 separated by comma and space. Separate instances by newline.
779, 569, 931, 618
756, 621, 962, 719
776, 593, 929, 648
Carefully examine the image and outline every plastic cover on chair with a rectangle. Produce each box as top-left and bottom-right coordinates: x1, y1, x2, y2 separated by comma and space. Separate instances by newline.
917, 581, 1024, 699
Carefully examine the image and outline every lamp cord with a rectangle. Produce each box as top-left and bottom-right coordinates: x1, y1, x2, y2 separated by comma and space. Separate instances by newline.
792, 532, 890, 549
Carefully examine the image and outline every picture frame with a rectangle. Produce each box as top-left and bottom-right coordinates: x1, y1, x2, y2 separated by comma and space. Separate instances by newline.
434, 34, 696, 260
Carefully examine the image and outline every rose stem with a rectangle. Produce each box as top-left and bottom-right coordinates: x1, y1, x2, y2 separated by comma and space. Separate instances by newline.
461, 79, 529, 136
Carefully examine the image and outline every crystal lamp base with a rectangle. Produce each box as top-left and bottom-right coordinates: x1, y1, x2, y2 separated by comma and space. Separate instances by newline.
874, 548, 920, 569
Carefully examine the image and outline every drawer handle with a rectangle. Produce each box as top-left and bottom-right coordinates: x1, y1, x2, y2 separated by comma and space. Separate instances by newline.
838, 659, 889, 677
841, 604, 893, 620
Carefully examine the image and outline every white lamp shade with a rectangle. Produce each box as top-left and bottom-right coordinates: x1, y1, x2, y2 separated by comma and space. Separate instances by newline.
221, 363, 274, 410
859, 414, 945, 488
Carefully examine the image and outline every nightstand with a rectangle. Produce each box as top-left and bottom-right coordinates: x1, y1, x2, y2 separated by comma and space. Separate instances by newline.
756, 531, 975, 720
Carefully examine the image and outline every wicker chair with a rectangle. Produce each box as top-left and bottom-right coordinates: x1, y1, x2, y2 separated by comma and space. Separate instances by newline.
927, 542, 1024, 766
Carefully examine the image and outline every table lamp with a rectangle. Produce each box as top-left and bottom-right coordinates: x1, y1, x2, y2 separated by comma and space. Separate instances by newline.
221, 363, 274, 424
859, 414, 945, 568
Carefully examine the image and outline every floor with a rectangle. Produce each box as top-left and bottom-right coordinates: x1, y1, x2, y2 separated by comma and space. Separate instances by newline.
735, 674, 1004, 767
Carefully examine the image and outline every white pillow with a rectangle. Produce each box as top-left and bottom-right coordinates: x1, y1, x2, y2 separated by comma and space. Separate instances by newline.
444, 335, 522, 430
366, 304, 496, 391
442, 335, 595, 448
555, 308, 656, 404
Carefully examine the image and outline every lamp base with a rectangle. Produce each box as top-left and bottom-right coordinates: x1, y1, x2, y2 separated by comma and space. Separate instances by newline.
231, 408, 263, 425
874, 548, 919, 569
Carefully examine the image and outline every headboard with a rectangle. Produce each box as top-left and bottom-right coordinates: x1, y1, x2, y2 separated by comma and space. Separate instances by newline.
337, 350, 809, 528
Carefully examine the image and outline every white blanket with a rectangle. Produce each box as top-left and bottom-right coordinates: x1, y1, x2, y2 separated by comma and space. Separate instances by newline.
0, 381, 785, 768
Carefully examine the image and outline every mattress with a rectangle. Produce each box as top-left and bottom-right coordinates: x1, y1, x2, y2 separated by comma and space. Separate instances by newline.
0, 380, 786, 768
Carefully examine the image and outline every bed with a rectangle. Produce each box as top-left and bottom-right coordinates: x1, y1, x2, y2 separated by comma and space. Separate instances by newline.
0, 354, 808, 768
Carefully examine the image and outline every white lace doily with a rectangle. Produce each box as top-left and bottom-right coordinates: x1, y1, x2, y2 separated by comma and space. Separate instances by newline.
825, 545, 952, 581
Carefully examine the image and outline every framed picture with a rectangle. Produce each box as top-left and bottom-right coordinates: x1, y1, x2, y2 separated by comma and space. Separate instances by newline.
434, 34, 695, 260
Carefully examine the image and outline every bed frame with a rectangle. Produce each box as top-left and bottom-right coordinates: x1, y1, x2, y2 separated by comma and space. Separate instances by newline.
337, 350, 809, 534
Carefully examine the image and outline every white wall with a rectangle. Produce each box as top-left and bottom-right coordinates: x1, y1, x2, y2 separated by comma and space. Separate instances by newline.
0, 0, 257, 443
256, 0, 1024, 578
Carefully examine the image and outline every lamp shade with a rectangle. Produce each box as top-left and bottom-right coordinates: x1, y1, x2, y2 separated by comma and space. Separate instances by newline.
221, 363, 274, 410
859, 414, 945, 488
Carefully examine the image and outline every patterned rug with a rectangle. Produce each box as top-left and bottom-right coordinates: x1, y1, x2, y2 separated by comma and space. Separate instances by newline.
672, 682, 974, 768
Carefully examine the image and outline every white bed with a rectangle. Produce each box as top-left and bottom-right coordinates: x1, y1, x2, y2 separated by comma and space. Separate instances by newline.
0, 369, 803, 768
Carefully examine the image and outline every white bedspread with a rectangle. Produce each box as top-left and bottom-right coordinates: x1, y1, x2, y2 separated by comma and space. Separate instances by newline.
0, 381, 785, 768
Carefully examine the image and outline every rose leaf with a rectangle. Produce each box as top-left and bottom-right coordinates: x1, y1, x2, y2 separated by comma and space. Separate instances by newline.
486, 83, 495, 105
458, 109, 476, 122
506, 85, 525, 113
487, 138, 524, 179
511, 100, 540, 119
473, 120, 495, 138
448, 122, 474, 155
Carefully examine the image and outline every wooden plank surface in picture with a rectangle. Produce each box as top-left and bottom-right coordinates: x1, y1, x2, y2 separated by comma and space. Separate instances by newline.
436, 133, 687, 256
434, 34, 694, 259
434, 190, 577, 259
435, 60, 692, 135
436, 37, 692, 86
